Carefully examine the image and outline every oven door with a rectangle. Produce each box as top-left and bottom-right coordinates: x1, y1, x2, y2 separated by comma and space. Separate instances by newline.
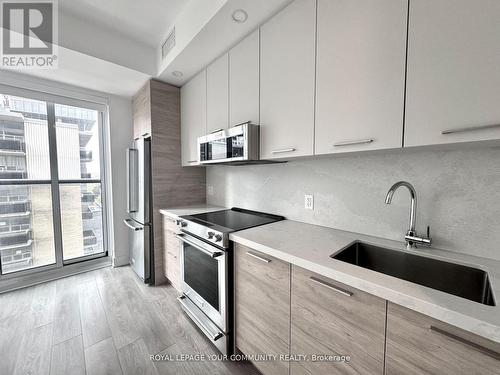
177, 233, 228, 331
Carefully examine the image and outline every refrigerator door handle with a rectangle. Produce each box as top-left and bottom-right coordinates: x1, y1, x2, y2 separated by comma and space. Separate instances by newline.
126, 148, 139, 213
123, 219, 143, 231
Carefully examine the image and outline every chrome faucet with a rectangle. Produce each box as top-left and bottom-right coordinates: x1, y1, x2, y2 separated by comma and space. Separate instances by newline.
385, 181, 431, 249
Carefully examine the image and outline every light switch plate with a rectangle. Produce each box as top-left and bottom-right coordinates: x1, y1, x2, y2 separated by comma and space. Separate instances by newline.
305, 194, 314, 210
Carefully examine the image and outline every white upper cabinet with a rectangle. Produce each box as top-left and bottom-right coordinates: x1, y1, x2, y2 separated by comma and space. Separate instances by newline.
315, 0, 407, 155
405, 0, 500, 147
229, 30, 260, 126
260, 0, 316, 159
206, 53, 229, 133
181, 70, 206, 166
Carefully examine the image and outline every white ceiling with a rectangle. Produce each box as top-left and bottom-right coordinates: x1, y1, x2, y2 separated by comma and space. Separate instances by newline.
59, 0, 189, 47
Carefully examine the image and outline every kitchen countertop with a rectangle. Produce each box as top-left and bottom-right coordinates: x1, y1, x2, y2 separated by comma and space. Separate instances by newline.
230, 220, 500, 344
159, 205, 226, 219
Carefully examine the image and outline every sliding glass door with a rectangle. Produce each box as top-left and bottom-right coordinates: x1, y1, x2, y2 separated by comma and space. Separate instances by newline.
0, 88, 108, 277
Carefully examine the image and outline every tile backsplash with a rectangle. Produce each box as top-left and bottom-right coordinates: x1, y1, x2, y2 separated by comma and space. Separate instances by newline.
207, 146, 500, 260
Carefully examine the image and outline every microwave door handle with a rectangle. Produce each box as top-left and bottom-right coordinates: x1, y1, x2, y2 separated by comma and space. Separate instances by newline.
175, 234, 223, 258
126, 148, 138, 213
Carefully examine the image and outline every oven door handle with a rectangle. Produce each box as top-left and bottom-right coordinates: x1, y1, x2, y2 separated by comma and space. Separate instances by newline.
176, 234, 223, 258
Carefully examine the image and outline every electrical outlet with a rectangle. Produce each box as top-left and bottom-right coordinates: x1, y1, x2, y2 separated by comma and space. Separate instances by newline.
207, 185, 214, 196
304, 194, 314, 210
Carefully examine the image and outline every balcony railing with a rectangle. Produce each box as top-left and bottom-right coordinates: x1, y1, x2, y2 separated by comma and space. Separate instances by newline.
0, 120, 25, 136
0, 242, 33, 272
0, 200, 31, 216
79, 131, 92, 147
81, 192, 96, 203
0, 138, 25, 154
78, 121, 96, 132
80, 149, 92, 162
0, 168, 28, 179
82, 212, 93, 220
0, 229, 32, 249
83, 230, 97, 246
0, 222, 30, 234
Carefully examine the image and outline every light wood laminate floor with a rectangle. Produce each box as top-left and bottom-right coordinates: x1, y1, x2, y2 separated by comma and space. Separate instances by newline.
0, 266, 259, 375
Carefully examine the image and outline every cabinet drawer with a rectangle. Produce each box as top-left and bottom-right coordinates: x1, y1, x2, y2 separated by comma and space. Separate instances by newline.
291, 266, 386, 375
235, 244, 290, 375
386, 302, 500, 375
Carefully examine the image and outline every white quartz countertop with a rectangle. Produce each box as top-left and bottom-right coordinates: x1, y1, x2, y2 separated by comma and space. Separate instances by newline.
159, 205, 226, 219
229, 220, 500, 344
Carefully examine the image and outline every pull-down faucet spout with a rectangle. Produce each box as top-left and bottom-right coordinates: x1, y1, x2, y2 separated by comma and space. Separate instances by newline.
385, 181, 431, 249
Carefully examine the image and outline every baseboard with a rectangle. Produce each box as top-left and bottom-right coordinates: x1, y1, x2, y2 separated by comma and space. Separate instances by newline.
113, 255, 130, 267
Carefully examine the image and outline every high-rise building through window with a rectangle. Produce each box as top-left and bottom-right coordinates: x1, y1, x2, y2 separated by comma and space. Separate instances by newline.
0, 92, 106, 275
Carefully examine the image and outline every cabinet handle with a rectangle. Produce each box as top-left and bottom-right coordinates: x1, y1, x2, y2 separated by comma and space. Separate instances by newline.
271, 148, 296, 154
429, 326, 500, 360
333, 139, 374, 147
309, 276, 353, 297
245, 251, 271, 263
441, 123, 500, 135
188, 160, 198, 163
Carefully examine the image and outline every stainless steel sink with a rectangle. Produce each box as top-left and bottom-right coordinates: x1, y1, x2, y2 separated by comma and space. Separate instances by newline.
332, 242, 495, 306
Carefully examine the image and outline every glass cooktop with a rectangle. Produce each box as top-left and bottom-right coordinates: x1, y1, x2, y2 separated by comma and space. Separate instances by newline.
185, 208, 284, 232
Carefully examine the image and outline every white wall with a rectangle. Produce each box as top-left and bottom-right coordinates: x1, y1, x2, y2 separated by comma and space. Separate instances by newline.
0, 70, 133, 266
207, 146, 500, 261
59, 10, 156, 75
107, 95, 133, 266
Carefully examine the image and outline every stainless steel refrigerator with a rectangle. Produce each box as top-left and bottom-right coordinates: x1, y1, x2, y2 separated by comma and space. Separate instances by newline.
124, 136, 153, 284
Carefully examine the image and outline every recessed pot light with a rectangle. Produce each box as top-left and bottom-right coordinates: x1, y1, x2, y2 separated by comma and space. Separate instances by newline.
232, 9, 248, 23
172, 71, 183, 77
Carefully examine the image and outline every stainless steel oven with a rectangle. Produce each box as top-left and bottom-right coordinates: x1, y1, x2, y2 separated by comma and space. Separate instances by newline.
175, 208, 284, 355
176, 233, 229, 354
197, 122, 259, 164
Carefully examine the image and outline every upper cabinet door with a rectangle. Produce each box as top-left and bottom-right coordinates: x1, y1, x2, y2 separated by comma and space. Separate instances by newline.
315, 0, 407, 155
206, 53, 229, 133
132, 81, 151, 139
405, 0, 500, 147
260, 0, 316, 159
181, 70, 206, 166
229, 30, 259, 126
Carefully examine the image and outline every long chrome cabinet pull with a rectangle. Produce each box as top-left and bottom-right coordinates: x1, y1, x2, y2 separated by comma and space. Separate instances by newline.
333, 139, 374, 147
188, 160, 198, 163
441, 123, 500, 135
246, 251, 271, 263
309, 276, 353, 297
271, 148, 296, 154
429, 326, 500, 360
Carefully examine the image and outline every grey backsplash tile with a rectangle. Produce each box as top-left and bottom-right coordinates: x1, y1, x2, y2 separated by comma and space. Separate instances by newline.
207, 146, 500, 260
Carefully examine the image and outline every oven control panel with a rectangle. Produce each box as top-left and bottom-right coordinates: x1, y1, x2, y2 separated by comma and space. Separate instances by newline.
176, 219, 227, 247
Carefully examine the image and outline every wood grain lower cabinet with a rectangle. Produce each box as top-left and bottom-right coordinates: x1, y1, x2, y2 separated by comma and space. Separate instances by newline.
162, 216, 181, 292
386, 302, 500, 375
234, 244, 290, 375
290, 266, 386, 375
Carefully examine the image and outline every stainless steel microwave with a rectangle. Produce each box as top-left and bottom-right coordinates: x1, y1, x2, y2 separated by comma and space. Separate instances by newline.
197, 122, 259, 164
